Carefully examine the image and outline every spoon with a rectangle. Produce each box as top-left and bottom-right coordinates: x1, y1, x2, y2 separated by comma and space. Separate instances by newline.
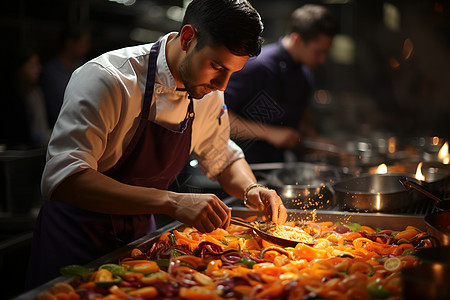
230, 217, 312, 247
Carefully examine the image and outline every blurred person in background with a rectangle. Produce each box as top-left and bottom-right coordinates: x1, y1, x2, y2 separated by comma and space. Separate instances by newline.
40, 25, 91, 127
225, 4, 338, 163
0, 46, 51, 149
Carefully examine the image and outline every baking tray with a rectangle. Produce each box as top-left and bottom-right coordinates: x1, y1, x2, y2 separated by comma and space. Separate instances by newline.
14, 208, 426, 300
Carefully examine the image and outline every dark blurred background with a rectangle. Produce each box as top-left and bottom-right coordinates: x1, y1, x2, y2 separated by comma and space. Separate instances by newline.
1, 0, 449, 138
0, 0, 449, 298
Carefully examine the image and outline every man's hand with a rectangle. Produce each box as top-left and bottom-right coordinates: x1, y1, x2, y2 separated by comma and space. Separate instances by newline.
264, 126, 300, 149
246, 187, 287, 224
170, 193, 231, 233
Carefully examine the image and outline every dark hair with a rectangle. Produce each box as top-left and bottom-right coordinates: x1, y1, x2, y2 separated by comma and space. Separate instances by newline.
286, 4, 339, 43
179, 0, 263, 57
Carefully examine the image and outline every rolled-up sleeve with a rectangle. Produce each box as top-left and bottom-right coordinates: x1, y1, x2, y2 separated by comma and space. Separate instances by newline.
41, 62, 123, 200
191, 92, 244, 180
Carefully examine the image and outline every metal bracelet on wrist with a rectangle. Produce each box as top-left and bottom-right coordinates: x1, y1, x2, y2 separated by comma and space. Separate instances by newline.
243, 183, 266, 209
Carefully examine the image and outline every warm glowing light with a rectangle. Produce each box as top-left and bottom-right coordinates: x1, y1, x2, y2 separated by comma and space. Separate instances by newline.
415, 162, 425, 181
377, 164, 388, 174
432, 136, 440, 145
402, 38, 413, 60
388, 137, 396, 153
389, 57, 400, 69
438, 142, 449, 164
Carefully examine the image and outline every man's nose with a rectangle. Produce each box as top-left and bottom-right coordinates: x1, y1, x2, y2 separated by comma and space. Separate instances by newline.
212, 72, 231, 91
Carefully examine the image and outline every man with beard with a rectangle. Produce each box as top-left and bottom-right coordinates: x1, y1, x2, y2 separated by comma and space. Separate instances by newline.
26, 0, 286, 289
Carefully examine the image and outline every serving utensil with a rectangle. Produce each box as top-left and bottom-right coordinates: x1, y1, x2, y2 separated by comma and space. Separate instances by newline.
230, 217, 311, 248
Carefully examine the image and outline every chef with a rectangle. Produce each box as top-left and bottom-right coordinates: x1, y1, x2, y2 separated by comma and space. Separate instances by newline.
26, 0, 287, 289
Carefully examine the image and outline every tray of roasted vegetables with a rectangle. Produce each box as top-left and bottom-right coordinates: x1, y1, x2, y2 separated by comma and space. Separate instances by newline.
34, 213, 437, 300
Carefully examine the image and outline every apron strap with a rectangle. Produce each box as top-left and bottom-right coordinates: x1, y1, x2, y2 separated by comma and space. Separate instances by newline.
142, 41, 161, 119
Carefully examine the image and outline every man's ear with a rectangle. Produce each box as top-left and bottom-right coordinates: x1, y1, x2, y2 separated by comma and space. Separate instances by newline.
180, 25, 197, 51
291, 32, 304, 46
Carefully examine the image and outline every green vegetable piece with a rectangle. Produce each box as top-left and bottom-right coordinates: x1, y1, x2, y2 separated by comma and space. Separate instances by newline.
397, 238, 410, 244
366, 282, 391, 298
94, 275, 122, 288
235, 257, 256, 268
170, 248, 185, 258
152, 259, 190, 268
344, 222, 361, 232
153, 259, 170, 267
168, 233, 177, 246
60, 265, 92, 281
99, 264, 127, 276
402, 249, 416, 256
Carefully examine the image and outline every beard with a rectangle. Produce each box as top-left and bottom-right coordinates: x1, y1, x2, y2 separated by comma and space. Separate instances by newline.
178, 51, 213, 99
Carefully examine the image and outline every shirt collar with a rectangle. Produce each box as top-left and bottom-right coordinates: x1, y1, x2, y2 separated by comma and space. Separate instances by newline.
155, 32, 183, 93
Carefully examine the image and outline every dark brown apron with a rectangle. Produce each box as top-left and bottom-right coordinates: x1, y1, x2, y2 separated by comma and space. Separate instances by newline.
26, 41, 195, 289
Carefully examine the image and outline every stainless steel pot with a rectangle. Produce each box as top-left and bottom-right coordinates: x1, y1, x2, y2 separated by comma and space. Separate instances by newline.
263, 162, 340, 210
400, 177, 450, 211
402, 246, 450, 300
333, 174, 419, 212
424, 211, 450, 246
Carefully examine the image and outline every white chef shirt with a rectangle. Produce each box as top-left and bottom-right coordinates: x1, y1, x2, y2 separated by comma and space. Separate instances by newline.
41, 32, 244, 200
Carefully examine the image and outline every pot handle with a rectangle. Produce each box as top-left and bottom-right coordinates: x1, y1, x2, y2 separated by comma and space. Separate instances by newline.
399, 177, 443, 203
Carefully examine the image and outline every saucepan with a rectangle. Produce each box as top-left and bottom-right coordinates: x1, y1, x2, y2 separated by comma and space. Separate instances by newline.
395, 160, 449, 197
333, 174, 419, 212
263, 162, 340, 210
402, 245, 450, 299
424, 211, 450, 246
399, 177, 450, 211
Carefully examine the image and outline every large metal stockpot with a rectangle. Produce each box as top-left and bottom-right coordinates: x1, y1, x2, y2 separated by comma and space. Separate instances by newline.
332, 174, 420, 213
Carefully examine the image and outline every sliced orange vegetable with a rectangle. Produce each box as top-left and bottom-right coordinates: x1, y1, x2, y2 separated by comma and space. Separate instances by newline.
121, 259, 155, 268
172, 230, 201, 251
109, 285, 127, 299
92, 269, 113, 282
174, 255, 205, 269
77, 281, 95, 289
206, 228, 229, 240
360, 225, 376, 234
394, 229, 418, 240
242, 238, 261, 250
205, 259, 222, 275
344, 232, 363, 241
384, 257, 402, 272
261, 250, 282, 261
140, 271, 168, 285
131, 261, 159, 273
159, 232, 171, 241
256, 284, 284, 298
130, 248, 145, 259
53, 293, 70, 300
122, 271, 145, 281
127, 286, 158, 298
348, 261, 375, 276
293, 243, 328, 261
179, 286, 216, 300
